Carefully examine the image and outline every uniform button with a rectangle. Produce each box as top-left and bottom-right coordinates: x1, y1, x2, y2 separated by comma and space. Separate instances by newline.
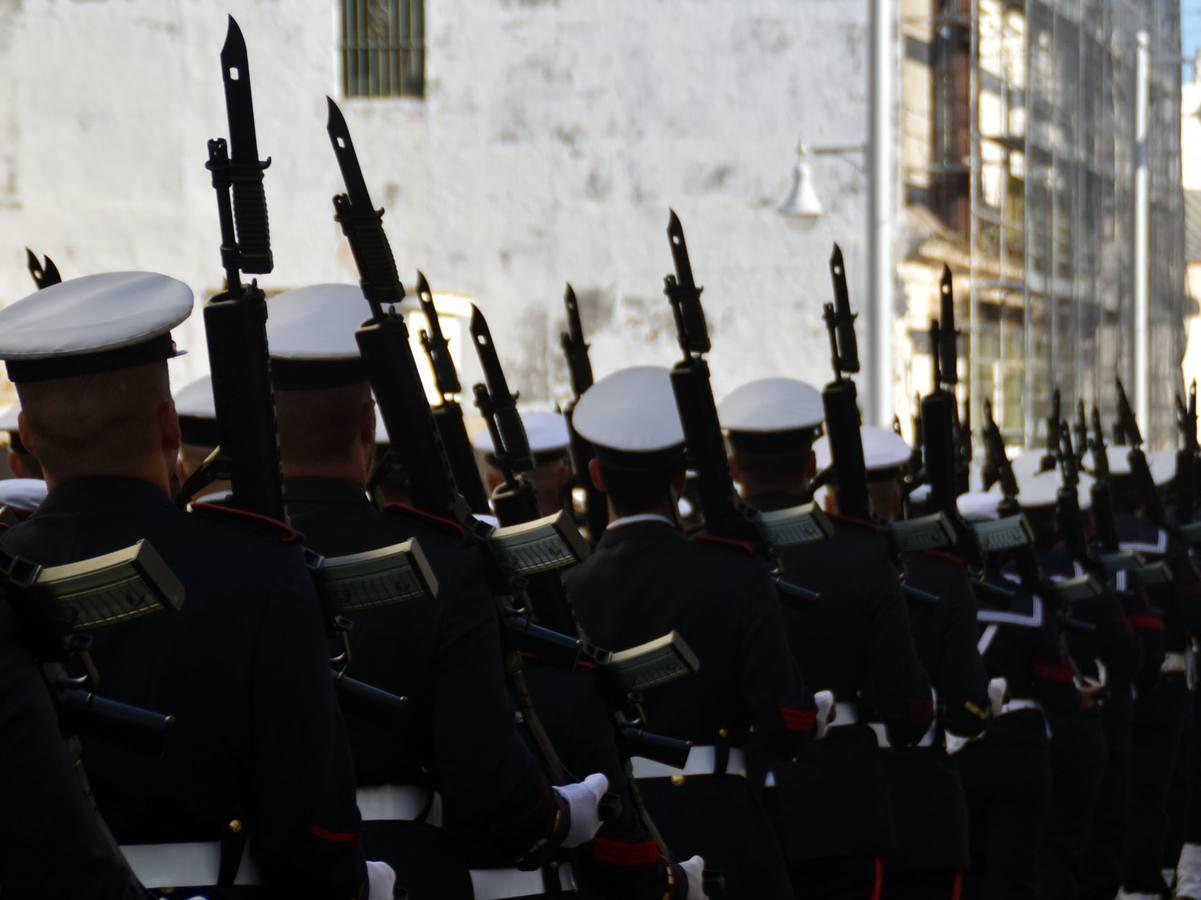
228, 819, 243, 834
549, 861, 559, 870
718, 728, 729, 738
671, 774, 686, 787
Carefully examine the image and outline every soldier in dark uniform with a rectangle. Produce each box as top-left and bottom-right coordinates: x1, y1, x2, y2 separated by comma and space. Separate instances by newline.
1011, 468, 1128, 900
1098, 447, 1201, 900
0, 594, 148, 900
953, 489, 1079, 900
0, 272, 380, 898
718, 377, 933, 900
264, 285, 649, 900
835, 424, 990, 899
564, 366, 815, 900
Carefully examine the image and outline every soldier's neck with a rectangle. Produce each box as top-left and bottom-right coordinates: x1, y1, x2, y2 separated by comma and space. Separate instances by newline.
281, 460, 369, 487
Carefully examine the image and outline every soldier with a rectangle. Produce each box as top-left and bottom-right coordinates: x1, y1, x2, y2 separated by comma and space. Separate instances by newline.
0, 401, 43, 479
264, 284, 637, 900
818, 423, 989, 899
1095, 443, 1201, 899
718, 376, 932, 900
0, 272, 385, 898
0, 592, 149, 899
473, 409, 573, 517
564, 365, 815, 900
1011, 467, 1126, 900
172, 375, 230, 503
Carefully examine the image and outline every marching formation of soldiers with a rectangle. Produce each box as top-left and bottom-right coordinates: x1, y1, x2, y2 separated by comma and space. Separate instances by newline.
5, 17, 1201, 900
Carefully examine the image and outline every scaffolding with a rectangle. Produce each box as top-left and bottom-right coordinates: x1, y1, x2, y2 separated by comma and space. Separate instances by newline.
900, 0, 1185, 448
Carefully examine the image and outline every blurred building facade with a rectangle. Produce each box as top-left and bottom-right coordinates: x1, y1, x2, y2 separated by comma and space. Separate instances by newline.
899, 0, 1186, 447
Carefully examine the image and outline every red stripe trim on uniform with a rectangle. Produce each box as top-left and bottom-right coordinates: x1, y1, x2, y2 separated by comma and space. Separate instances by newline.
192, 502, 299, 543
950, 871, 963, 900
310, 824, 360, 844
871, 856, 883, 900
383, 502, 467, 538
924, 549, 966, 566
695, 533, 755, 555
1127, 614, 1165, 631
591, 837, 661, 867
1033, 662, 1075, 684
779, 707, 817, 733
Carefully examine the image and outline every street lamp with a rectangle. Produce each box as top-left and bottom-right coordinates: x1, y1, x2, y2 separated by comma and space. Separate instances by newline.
777, 143, 866, 218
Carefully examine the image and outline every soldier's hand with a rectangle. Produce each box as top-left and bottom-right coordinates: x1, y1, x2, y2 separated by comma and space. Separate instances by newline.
366, 859, 396, 899
813, 690, 835, 739
1077, 680, 1104, 710
680, 854, 707, 898
553, 772, 609, 847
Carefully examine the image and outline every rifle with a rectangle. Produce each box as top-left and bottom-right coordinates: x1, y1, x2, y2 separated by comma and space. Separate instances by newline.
415, 271, 490, 514
935, 266, 971, 495
25, 249, 61, 290
1115, 379, 1166, 527
1088, 406, 1144, 577
1040, 388, 1061, 474
1053, 421, 1092, 566
560, 284, 608, 545
180, 16, 283, 519
662, 213, 831, 560
1074, 401, 1089, 470
1175, 382, 1198, 525
819, 243, 870, 519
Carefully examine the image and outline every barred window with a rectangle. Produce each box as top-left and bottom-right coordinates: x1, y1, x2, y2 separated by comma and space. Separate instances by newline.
340, 0, 425, 99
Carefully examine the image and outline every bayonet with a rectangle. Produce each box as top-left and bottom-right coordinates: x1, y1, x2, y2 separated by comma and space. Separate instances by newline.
416, 271, 462, 397
561, 283, 595, 397
25, 248, 61, 290
824, 243, 860, 378
938, 265, 958, 387
470, 305, 534, 474
664, 210, 710, 356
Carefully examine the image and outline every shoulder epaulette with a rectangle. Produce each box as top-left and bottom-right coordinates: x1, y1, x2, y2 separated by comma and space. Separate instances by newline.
382, 502, 467, 540
694, 533, 755, 556
190, 502, 298, 543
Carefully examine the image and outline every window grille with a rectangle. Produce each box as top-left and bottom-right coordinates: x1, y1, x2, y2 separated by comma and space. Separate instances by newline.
341, 0, 424, 99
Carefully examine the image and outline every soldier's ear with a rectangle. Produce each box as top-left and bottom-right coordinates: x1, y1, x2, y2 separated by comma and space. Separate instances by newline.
588, 458, 606, 493
359, 400, 376, 448
728, 454, 743, 484
159, 400, 181, 453
806, 449, 817, 481
16, 410, 30, 457
671, 471, 687, 494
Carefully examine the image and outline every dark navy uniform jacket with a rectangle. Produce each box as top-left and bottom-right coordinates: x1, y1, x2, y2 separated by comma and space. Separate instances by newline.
564, 516, 813, 899
750, 495, 932, 863
0, 597, 147, 900
886, 548, 989, 871
0, 478, 366, 898
284, 477, 564, 867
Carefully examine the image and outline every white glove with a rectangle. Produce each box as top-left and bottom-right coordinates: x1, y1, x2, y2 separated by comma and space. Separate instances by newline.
988, 677, 1008, 718
813, 690, 835, 739
366, 859, 396, 899
680, 854, 707, 899
553, 772, 609, 848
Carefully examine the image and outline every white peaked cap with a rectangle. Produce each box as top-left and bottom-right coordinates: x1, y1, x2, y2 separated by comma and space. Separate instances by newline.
958, 490, 1002, 522
1017, 468, 1095, 511
573, 366, 684, 453
173, 376, 215, 421
266, 284, 366, 360
718, 377, 824, 433
0, 272, 192, 382
813, 426, 911, 475
0, 403, 20, 433
473, 410, 570, 457
1148, 450, 1176, 487
0, 478, 48, 512
1010, 450, 1055, 483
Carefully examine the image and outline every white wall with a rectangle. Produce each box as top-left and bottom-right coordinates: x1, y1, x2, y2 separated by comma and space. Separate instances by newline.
0, 0, 871, 407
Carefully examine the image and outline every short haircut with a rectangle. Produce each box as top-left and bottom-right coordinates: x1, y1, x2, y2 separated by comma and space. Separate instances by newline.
597, 456, 685, 518
726, 428, 818, 485
274, 382, 373, 469
17, 362, 171, 479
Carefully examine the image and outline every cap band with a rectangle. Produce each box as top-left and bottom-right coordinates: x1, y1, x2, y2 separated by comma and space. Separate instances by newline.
727, 427, 820, 455
594, 443, 686, 474
270, 357, 367, 391
4, 334, 180, 384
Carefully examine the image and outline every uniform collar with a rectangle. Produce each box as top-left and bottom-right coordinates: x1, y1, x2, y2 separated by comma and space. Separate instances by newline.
607, 513, 675, 530
35, 476, 175, 518
597, 513, 678, 549
283, 477, 371, 507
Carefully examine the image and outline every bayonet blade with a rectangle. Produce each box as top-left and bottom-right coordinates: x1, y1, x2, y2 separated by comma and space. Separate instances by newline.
939, 265, 958, 386
416, 270, 461, 396
327, 97, 376, 213
470, 306, 534, 472
25, 248, 61, 290
220, 17, 260, 164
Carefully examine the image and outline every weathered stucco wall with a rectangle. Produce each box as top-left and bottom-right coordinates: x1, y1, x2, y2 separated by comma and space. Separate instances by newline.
0, 0, 872, 407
